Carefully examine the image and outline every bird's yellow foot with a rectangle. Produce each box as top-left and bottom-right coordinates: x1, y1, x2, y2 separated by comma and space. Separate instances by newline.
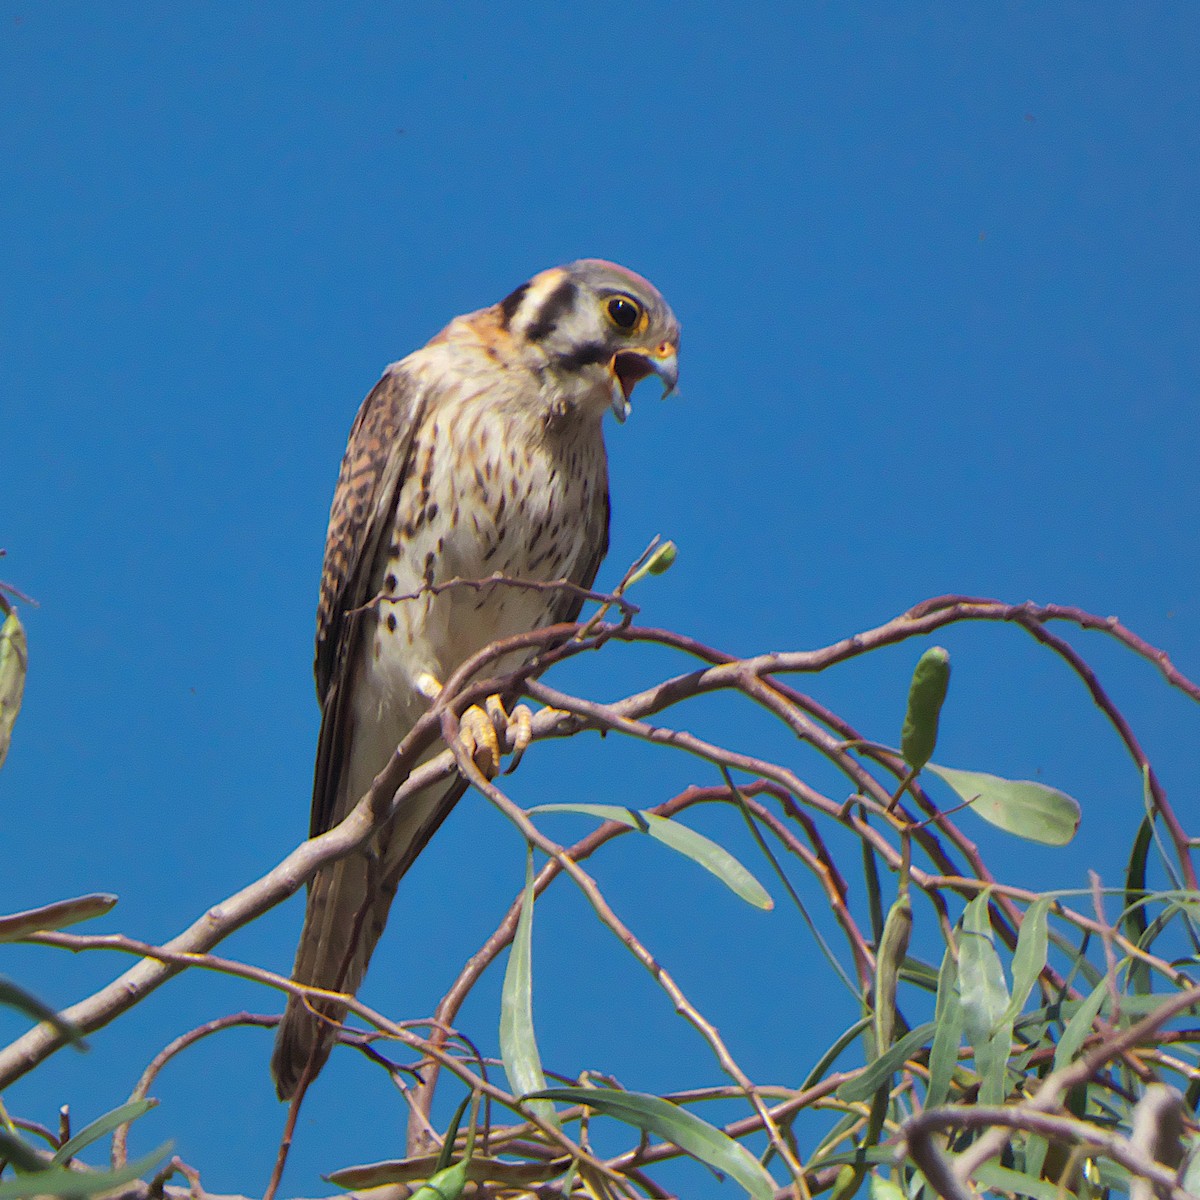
416, 673, 533, 779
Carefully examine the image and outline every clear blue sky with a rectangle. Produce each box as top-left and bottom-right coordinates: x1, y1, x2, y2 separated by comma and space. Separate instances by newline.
2, 4, 1198, 1194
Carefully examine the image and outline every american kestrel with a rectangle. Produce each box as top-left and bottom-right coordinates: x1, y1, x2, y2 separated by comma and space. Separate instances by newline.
271, 260, 680, 1099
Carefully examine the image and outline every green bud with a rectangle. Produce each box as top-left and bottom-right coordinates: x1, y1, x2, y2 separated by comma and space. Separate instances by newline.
900, 646, 950, 771
625, 539, 679, 588
409, 1158, 469, 1200
645, 540, 677, 574
873, 892, 913, 1051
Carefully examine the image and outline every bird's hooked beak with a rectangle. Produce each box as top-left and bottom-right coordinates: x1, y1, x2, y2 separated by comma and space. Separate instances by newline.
608, 341, 680, 422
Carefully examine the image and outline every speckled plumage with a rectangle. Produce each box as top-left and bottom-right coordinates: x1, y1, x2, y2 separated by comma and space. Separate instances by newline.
272, 261, 680, 1099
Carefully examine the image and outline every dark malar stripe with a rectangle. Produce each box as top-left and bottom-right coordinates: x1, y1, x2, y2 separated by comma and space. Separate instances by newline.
555, 341, 609, 372
498, 281, 530, 327
523, 279, 577, 342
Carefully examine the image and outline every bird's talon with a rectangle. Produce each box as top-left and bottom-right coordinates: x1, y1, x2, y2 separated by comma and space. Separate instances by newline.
460, 703, 502, 777
485, 693, 509, 730
503, 704, 534, 774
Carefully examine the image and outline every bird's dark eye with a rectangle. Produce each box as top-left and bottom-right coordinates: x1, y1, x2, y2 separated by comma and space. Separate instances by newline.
606, 295, 641, 331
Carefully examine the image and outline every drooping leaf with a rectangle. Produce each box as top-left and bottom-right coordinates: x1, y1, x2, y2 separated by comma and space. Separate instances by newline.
52, 1100, 156, 1166
641, 813, 772, 909
975, 1160, 1068, 1200
835, 1023, 937, 1103
1125, 818, 1152, 939
900, 646, 951, 771
1139, 768, 1200, 951
927, 765, 1081, 846
0, 894, 118, 942
0, 977, 84, 1046
806, 1143, 894, 1170
0, 1143, 171, 1199
728, 780, 857, 993
898, 956, 940, 992
527, 1087, 777, 1200
1124, 817, 1153, 993
958, 893, 1009, 1045
800, 1016, 872, 1092
1053, 977, 1108, 1069
0, 1128, 49, 1172
499, 854, 553, 1123
529, 804, 772, 909
926, 945, 963, 1108
431, 1093, 471, 1175
958, 891, 1012, 1103
1005, 897, 1052, 1021
1022, 1133, 1049, 1187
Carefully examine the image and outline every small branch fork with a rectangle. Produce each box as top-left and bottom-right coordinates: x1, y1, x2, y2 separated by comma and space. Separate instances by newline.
1, 576, 1197, 1198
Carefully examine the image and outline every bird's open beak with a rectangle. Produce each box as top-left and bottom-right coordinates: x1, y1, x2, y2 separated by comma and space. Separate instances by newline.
608, 342, 680, 422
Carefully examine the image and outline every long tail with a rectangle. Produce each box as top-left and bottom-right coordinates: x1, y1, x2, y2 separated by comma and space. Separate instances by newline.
271, 845, 398, 1100
271, 739, 468, 1101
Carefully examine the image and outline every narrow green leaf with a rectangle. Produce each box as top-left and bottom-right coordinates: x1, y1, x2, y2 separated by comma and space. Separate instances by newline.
1049, 926, 1102, 991
0, 894, 118, 942
862, 840, 884, 947
0, 1143, 171, 1199
975, 1161, 1067, 1200
926, 765, 1081, 846
926, 946, 962, 1108
1053, 977, 1108, 1070
1142, 770, 1200, 952
979, 1023, 1013, 1104
0, 977, 84, 1047
958, 893, 1009, 1045
807, 1143, 896, 1170
727, 777, 858, 994
959, 892, 1012, 1103
52, 1100, 157, 1166
900, 646, 951, 771
432, 1093, 471, 1175
835, 1023, 938, 1103
1124, 817, 1152, 946
1111, 991, 1200, 1020
528, 1087, 777, 1200
0, 1129, 50, 1172
1022, 1133, 1049, 1185
0, 610, 27, 770
641, 814, 772, 909
800, 1016, 872, 1091
898, 957, 940, 992
499, 854, 552, 1123
530, 804, 773, 909
1005, 898, 1052, 1021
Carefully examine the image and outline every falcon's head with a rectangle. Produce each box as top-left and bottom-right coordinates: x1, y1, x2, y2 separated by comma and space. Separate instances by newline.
497, 259, 680, 422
